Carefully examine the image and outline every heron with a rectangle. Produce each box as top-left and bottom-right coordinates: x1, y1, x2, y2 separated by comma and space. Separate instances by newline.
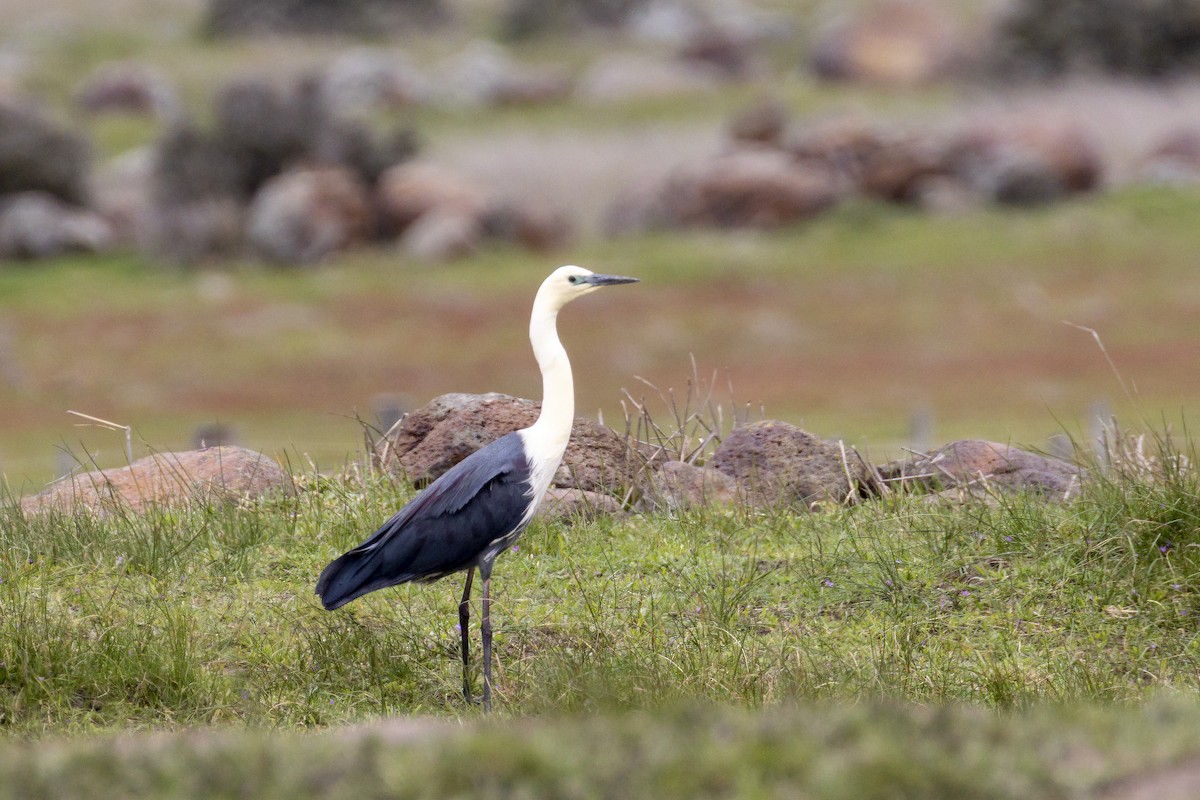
316, 265, 638, 710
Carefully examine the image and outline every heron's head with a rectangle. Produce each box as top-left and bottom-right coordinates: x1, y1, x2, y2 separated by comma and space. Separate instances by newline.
538, 265, 639, 312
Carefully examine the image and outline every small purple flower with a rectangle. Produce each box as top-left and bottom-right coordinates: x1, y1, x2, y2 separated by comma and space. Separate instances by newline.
1004, 536, 1013, 543
823, 579, 834, 588
454, 624, 462, 633
961, 590, 970, 597
512, 546, 520, 553
885, 579, 893, 587
1172, 584, 1182, 591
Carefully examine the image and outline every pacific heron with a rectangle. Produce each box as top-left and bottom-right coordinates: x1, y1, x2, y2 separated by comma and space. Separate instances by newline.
316, 265, 638, 710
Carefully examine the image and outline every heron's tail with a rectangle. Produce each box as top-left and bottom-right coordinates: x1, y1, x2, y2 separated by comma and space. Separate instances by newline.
316, 547, 396, 611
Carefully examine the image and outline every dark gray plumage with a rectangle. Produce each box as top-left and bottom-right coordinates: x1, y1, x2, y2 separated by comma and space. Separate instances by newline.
316, 432, 530, 609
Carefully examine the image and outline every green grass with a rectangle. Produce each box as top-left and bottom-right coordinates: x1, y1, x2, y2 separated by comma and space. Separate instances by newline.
3, 433, 1199, 736
2, 433, 1200, 795
5, 701, 1200, 799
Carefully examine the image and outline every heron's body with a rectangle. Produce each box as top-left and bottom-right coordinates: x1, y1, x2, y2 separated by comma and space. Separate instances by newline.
316, 265, 637, 710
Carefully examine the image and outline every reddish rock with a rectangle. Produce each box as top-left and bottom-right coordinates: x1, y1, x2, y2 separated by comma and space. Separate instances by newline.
710, 421, 866, 508
946, 122, 1103, 205
247, 166, 372, 265
375, 161, 487, 236
21, 446, 289, 515
678, 25, 759, 79
876, 439, 1084, 499
377, 392, 642, 495
727, 97, 789, 146
663, 150, 841, 229
856, 133, 949, 202
810, 0, 961, 85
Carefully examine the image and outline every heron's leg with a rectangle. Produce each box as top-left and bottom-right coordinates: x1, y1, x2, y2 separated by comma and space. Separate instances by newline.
481, 576, 493, 712
459, 567, 475, 703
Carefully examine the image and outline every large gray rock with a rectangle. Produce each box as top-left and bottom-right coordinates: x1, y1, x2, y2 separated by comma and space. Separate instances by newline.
710, 420, 865, 509
0, 102, 91, 204
645, 460, 739, 511
877, 439, 1084, 500
0, 192, 115, 259
246, 166, 372, 265
21, 446, 289, 516
376, 392, 641, 495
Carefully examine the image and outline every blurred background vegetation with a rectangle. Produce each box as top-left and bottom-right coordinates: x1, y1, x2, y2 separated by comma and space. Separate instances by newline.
2, 0, 1200, 490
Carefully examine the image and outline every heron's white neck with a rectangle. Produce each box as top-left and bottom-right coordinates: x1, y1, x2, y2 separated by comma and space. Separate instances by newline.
523, 294, 574, 459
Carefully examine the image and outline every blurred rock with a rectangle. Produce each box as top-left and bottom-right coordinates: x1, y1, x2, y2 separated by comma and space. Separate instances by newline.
810, 0, 961, 85
577, 53, 722, 102
319, 49, 432, 116
678, 24, 759, 79
204, 0, 446, 37
498, 0, 646, 40
659, 149, 841, 229
144, 197, 244, 265
877, 439, 1083, 499
375, 161, 487, 236
152, 125, 246, 205
21, 446, 289, 516
246, 166, 372, 265
0, 102, 91, 204
214, 77, 324, 196
441, 41, 572, 107
710, 420, 866, 508
74, 61, 180, 118
481, 200, 572, 253
947, 122, 1102, 205
1136, 130, 1200, 185
727, 97, 789, 146
0, 192, 114, 259
90, 147, 156, 245
911, 174, 983, 216
401, 209, 481, 262
855, 132, 948, 203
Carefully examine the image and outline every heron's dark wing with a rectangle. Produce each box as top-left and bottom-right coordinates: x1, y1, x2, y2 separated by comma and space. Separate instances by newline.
316, 432, 531, 610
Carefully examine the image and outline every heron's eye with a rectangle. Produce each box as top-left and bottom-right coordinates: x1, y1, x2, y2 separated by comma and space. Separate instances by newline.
568, 275, 581, 285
